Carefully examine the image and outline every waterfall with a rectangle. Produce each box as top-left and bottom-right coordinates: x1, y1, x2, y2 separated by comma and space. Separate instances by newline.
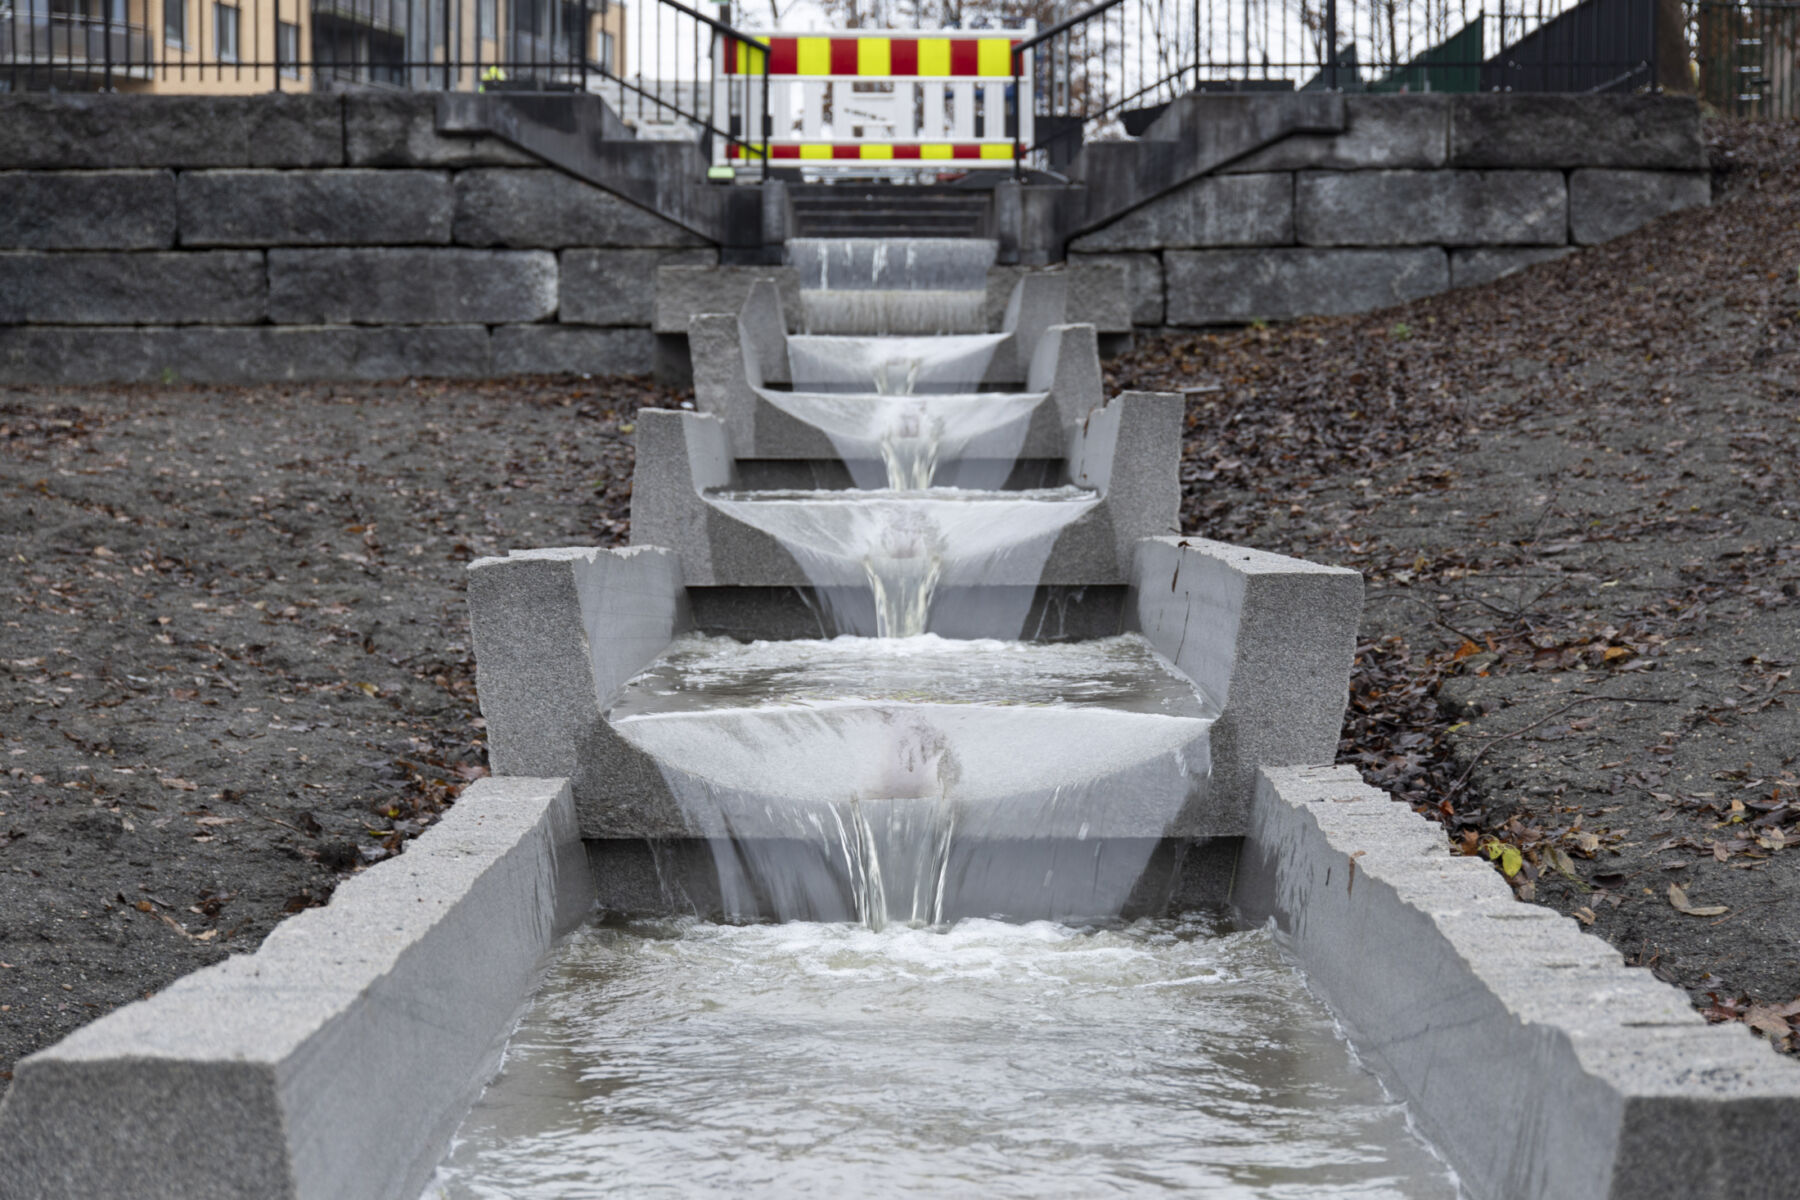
643, 237, 1208, 927
702, 488, 1099, 637
611, 635, 1216, 928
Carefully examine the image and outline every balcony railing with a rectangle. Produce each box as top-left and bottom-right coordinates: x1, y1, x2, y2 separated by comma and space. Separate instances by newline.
1, 10, 155, 80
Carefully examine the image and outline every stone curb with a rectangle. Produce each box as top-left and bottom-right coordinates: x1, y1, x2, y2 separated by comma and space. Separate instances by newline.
1131, 538, 1363, 830
467, 546, 692, 840
0, 776, 592, 1200
1238, 764, 1800, 1200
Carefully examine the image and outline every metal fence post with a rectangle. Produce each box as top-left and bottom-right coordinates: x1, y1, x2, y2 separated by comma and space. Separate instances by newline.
1011, 48, 1022, 179
1324, 0, 1338, 90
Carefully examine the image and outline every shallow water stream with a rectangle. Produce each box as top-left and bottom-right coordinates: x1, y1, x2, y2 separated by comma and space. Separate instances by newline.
426, 915, 1461, 1199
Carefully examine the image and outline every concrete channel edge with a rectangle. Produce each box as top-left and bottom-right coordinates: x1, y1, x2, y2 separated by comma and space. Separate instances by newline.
1239, 763, 1800, 1200
0, 775, 592, 1200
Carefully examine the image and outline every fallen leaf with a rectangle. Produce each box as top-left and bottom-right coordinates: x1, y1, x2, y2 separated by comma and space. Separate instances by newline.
158, 777, 198, 791
1744, 1006, 1794, 1043
1668, 884, 1729, 917
1575, 907, 1597, 925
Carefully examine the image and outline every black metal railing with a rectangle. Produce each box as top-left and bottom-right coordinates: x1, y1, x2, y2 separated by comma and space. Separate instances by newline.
0, 0, 769, 165
1, 9, 155, 88
1012, 0, 1687, 170
1691, 0, 1799, 116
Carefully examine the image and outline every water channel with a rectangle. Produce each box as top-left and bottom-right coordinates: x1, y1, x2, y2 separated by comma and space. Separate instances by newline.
423, 243, 1465, 1197
426, 916, 1460, 1199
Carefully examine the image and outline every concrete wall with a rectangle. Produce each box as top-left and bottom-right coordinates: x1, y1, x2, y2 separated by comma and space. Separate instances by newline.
1069, 95, 1710, 327
0, 93, 716, 385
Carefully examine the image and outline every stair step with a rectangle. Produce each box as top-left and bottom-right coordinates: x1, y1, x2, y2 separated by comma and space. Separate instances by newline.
787, 183, 992, 239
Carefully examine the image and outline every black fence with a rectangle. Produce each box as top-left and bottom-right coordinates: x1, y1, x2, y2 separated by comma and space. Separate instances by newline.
1015, 0, 1700, 167
0, 0, 771, 161
1692, 1, 1800, 115
3, 0, 1795, 171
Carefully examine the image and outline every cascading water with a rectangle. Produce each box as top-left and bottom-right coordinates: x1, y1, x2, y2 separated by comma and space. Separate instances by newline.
703, 488, 1098, 637
756, 366, 1046, 491
676, 238, 1132, 915
608, 634, 1216, 928
790, 237, 996, 335
426, 237, 1465, 1197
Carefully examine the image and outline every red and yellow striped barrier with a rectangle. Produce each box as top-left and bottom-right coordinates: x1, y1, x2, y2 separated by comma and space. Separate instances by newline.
728, 141, 1021, 160
725, 35, 1019, 77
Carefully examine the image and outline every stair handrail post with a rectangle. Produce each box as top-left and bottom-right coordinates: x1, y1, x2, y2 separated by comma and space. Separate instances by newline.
760, 43, 770, 167
1011, 40, 1022, 178
1325, 0, 1338, 90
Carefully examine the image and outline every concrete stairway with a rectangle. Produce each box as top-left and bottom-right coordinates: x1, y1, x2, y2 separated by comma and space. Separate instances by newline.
787, 184, 993, 239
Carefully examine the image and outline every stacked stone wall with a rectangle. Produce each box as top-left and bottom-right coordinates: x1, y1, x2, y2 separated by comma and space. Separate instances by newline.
1069, 94, 1711, 327
0, 91, 1712, 381
0, 93, 716, 385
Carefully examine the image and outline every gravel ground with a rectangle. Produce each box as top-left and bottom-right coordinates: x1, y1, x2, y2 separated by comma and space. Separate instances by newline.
0, 377, 673, 1089
1, 119, 1796, 1091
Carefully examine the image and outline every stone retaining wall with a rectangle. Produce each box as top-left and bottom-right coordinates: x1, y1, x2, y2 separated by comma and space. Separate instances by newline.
1069, 95, 1711, 327
0, 92, 1712, 382
0, 93, 717, 385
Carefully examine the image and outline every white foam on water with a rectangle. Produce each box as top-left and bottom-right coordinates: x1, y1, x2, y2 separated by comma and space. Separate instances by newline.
788, 333, 1008, 394
755, 388, 1045, 490
797, 289, 991, 335
789, 237, 996, 292
425, 916, 1465, 1199
702, 487, 1099, 636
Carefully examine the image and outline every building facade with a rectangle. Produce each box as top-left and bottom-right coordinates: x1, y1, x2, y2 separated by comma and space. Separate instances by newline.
1, 0, 626, 92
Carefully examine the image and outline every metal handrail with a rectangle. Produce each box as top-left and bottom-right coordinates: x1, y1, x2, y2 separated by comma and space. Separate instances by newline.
652, 0, 769, 50
1013, 0, 1129, 56
580, 0, 769, 167
1011, 0, 1135, 173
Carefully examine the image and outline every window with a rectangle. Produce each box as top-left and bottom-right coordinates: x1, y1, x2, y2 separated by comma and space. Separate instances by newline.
277, 20, 299, 75
214, 2, 238, 60
163, 0, 185, 46
597, 30, 614, 71
477, 0, 495, 39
